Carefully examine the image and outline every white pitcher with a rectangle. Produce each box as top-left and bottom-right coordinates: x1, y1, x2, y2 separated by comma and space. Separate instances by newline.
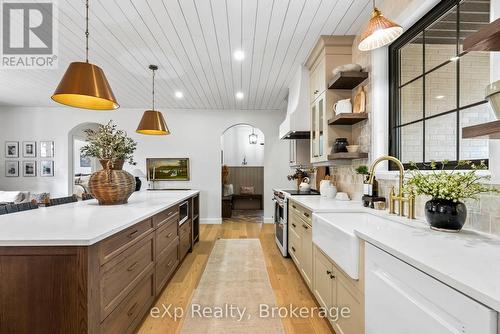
333, 99, 352, 115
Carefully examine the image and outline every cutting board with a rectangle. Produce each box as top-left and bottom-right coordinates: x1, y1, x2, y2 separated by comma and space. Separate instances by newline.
353, 86, 366, 113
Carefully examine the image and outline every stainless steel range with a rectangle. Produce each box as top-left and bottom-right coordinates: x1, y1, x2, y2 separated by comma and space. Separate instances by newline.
273, 189, 320, 257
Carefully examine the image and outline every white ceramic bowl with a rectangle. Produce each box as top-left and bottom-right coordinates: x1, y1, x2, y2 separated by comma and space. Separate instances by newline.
332, 64, 362, 76
335, 192, 350, 201
346, 145, 360, 153
486, 80, 500, 120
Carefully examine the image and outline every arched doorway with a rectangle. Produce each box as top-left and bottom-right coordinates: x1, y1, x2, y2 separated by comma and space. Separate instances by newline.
221, 124, 265, 223
67, 122, 101, 197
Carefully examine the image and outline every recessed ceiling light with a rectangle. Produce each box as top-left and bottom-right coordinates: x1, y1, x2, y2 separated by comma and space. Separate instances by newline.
233, 50, 245, 61
235, 91, 244, 100
175, 91, 184, 99
435, 95, 445, 99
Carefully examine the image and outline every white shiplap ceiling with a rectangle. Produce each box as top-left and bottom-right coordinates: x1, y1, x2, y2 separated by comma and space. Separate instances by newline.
0, 0, 372, 110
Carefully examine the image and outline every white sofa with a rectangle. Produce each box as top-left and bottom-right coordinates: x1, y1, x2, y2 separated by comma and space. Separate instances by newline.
0, 191, 31, 205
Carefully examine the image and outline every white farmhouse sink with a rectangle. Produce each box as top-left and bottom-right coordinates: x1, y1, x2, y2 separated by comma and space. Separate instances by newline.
313, 212, 370, 280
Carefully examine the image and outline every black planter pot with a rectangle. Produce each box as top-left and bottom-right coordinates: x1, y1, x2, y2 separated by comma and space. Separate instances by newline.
134, 177, 142, 191
425, 198, 467, 232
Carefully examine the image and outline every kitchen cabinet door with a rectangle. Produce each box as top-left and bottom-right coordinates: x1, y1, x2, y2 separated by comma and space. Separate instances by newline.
300, 221, 313, 289
289, 139, 310, 167
288, 214, 302, 266
311, 102, 318, 162
310, 92, 327, 163
365, 243, 497, 334
310, 56, 325, 102
335, 274, 363, 334
313, 246, 335, 311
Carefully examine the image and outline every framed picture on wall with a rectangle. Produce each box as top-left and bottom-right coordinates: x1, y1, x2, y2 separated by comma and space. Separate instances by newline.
5, 141, 19, 158
146, 158, 190, 181
40, 141, 54, 158
40, 160, 54, 177
5, 161, 19, 177
22, 161, 36, 177
23, 141, 36, 158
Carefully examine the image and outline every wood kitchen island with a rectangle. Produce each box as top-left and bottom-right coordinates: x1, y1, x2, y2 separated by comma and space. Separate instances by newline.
0, 190, 200, 334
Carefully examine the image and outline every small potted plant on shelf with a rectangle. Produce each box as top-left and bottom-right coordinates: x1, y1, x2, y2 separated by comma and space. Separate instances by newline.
405, 160, 498, 232
81, 121, 137, 205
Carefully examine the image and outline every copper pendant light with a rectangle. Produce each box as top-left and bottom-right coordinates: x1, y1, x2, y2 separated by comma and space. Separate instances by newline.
136, 65, 170, 135
358, 0, 403, 51
51, 0, 119, 110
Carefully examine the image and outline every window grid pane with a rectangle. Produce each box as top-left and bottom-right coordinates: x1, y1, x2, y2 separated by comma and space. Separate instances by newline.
391, 0, 491, 168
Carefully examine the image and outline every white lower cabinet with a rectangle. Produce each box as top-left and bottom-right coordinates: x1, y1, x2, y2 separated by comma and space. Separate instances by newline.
365, 243, 497, 334
313, 245, 364, 334
289, 201, 313, 290
313, 245, 335, 310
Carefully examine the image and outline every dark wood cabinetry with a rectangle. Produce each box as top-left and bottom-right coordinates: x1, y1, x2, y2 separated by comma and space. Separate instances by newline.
0, 194, 200, 334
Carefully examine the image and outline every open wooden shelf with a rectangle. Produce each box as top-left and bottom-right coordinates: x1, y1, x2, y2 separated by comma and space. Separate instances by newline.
327, 152, 368, 160
462, 120, 500, 139
463, 17, 500, 52
328, 71, 368, 90
328, 112, 368, 125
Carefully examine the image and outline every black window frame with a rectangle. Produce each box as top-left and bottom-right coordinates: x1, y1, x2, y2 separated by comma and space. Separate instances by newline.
388, 0, 490, 170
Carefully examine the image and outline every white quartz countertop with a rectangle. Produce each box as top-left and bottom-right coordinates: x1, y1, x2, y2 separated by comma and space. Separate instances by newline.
289, 196, 500, 312
0, 190, 199, 246
287, 195, 365, 212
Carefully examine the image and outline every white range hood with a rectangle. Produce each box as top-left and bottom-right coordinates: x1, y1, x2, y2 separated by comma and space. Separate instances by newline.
279, 66, 310, 139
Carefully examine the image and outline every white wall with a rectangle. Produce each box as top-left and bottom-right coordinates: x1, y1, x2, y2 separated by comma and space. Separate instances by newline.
222, 125, 265, 166
0, 107, 293, 222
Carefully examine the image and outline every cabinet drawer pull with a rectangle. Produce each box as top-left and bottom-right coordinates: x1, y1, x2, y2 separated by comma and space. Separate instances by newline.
330, 274, 336, 279
166, 232, 173, 238
303, 212, 310, 218
291, 246, 296, 252
127, 230, 138, 238
326, 270, 332, 275
291, 223, 296, 228
292, 205, 296, 209
302, 224, 309, 229
127, 261, 138, 272
127, 302, 138, 317
314, 89, 319, 94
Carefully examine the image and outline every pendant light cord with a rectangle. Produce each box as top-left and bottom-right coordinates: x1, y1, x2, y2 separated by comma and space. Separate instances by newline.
152, 68, 155, 111
85, 0, 89, 63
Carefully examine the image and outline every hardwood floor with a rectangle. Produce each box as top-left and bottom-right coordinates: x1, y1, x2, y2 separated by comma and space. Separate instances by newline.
137, 220, 334, 334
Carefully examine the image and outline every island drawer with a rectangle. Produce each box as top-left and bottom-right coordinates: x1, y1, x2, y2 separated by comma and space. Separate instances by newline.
100, 233, 155, 321
156, 239, 179, 293
99, 218, 154, 264
156, 217, 179, 256
101, 270, 155, 334
153, 205, 179, 228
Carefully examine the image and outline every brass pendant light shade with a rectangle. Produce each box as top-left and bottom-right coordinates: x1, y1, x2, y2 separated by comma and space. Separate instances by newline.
358, 7, 403, 51
51, 62, 119, 110
136, 65, 170, 135
136, 110, 170, 135
51, 0, 118, 110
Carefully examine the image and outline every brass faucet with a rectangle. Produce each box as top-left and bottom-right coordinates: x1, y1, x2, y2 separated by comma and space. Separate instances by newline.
367, 155, 415, 219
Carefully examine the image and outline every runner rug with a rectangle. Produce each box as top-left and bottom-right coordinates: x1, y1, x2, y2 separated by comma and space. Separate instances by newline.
180, 239, 285, 333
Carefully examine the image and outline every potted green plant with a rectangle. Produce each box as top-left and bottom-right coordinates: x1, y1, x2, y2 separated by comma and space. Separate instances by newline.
81, 121, 138, 205
405, 160, 498, 232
